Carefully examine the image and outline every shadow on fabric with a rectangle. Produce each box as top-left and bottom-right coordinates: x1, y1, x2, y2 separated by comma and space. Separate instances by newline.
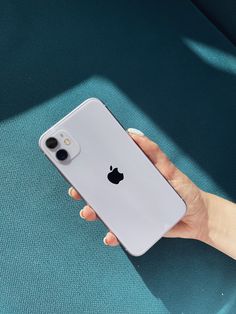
1, 1, 235, 199
1, 1, 236, 312
127, 239, 236, 313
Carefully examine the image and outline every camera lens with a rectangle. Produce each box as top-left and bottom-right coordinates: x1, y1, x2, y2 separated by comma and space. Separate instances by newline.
56, 149, 68, 161
46, 137, 58, 149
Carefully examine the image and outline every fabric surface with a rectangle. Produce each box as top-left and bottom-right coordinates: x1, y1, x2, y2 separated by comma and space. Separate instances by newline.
192, 0, 236, 45
0, 1, 236, 313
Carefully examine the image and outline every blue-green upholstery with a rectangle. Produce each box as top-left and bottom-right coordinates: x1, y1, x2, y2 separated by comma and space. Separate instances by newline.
193, 0, 236, 45
0, 1, 236, 313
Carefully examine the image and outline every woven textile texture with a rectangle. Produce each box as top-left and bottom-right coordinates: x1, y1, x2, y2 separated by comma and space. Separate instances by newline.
0, 1, 236, 313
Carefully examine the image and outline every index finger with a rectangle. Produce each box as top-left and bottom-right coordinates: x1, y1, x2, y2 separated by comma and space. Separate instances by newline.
68, 187, 82, 200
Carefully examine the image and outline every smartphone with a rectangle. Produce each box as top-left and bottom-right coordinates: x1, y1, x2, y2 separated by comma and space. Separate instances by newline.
39, 98, 186, 256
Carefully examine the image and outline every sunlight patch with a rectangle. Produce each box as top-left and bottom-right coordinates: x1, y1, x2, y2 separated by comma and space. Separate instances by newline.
0, 76, 228, 198
183, 38, 236, 75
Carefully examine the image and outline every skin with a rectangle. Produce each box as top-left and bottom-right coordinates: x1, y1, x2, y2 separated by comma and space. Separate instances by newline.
68, 131, 236, 259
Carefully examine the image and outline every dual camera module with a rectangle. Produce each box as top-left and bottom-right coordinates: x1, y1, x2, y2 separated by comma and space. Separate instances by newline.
45, 137, 68, 161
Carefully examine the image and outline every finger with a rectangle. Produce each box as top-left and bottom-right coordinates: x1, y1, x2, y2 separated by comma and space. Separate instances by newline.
103, 231, 119, 246
80, 205, 98, 221
127, 129, 195, 201
68, 187, 82, 200
128, 130, 177, 180
127, 128, 165, 165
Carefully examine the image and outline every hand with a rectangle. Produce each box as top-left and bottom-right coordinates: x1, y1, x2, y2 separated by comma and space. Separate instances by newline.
68, 128, 209, 247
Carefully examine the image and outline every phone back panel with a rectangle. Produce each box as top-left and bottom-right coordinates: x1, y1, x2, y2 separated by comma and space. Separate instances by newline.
39, 98, 186, 256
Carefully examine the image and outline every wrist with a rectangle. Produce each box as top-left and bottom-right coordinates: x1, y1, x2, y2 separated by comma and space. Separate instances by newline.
199, 191, 236, 259
198, 191, 219, 245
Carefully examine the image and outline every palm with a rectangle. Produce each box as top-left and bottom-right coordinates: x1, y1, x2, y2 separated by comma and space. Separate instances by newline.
69, 132, 209, 246
130, 133, 208, 241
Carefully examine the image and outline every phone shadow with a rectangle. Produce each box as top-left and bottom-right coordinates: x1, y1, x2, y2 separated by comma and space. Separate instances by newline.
126, 238, 236, 314
1, 1, 235, 200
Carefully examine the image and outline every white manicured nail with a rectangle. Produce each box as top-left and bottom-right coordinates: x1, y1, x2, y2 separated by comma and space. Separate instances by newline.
103, 236, 109, 246
68, 187, 73, 197
127, 128, 144, 136
79, 209, 85, 219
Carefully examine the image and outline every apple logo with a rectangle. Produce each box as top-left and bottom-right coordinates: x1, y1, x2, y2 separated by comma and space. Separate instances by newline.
107, 166, 124, 184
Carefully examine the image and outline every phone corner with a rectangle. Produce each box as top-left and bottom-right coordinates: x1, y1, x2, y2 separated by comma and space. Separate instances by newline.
124, 245, 150, 257
85, 97, 104, 105
180, 197, 188, 218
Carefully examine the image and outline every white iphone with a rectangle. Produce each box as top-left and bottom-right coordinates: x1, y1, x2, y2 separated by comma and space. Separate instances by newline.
39, 98, 186, 256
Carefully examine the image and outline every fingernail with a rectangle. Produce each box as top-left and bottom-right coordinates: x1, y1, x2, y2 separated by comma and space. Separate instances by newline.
79, 209, 85, 219
127, 128, 144, 136
103, 236, 109, 246
68, 187, 73, 197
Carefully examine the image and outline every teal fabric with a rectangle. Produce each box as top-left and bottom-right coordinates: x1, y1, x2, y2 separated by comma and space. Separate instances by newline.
0, 1, 236, 313
192, 0, 236, 45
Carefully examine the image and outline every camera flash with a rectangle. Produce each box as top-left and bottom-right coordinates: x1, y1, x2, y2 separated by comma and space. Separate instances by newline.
64, 138, 71, 145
